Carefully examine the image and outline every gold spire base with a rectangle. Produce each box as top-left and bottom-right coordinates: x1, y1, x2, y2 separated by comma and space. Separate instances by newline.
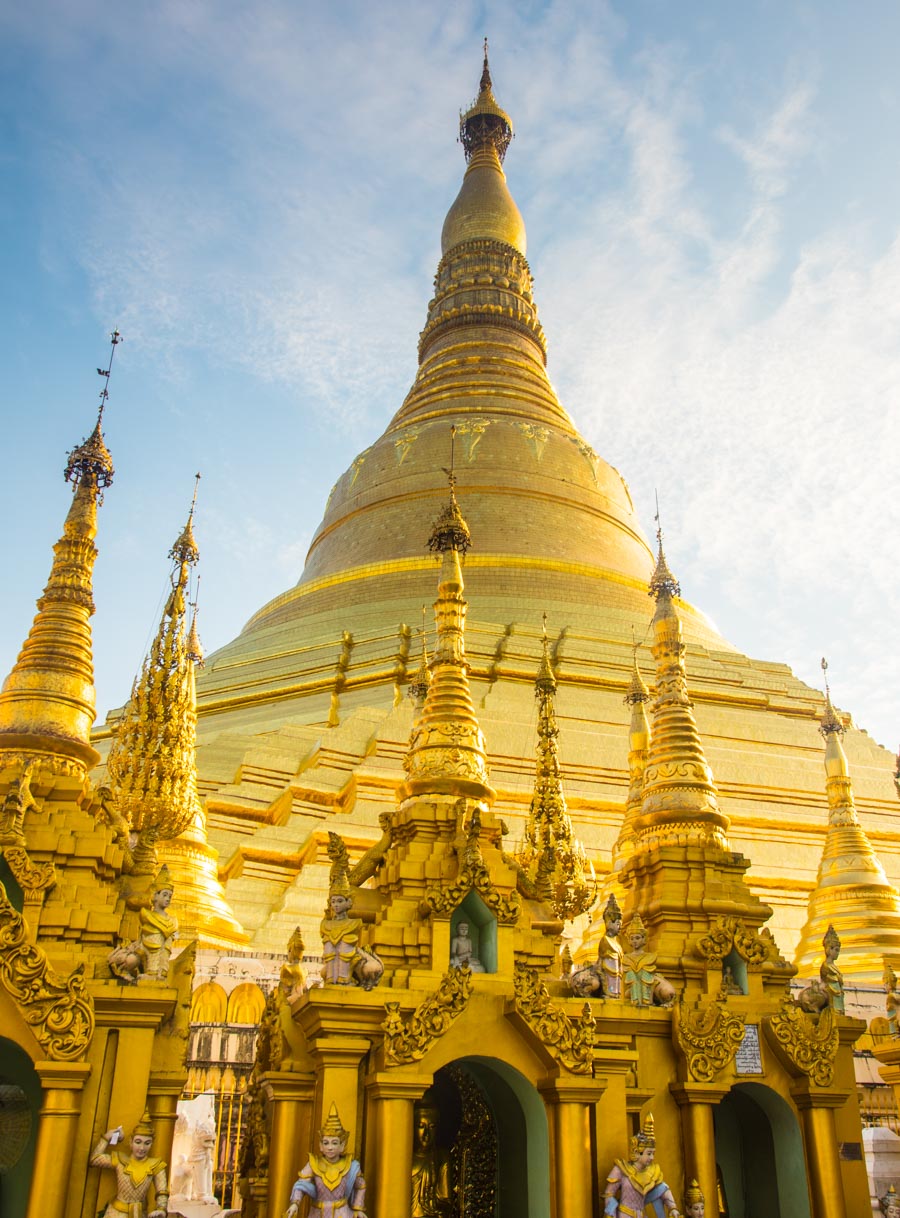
157, 831, 248, 950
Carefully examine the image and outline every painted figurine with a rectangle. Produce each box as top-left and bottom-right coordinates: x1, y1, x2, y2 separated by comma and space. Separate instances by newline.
284, 1103, 367, 1218
621, 913, 675, 1007
321, 834, 384, 989
881, 1185, 900, 1218
684, 1179, 705, 1218
604, 1114, 681, 1218
450, 920, 485, 972
139, 863, 178, 980
90, 1108, 169, 1218
820, 924, 845, 1014
885, 962, 900, 1036
411, 1100, 451, 1217
571, 893, 624, 998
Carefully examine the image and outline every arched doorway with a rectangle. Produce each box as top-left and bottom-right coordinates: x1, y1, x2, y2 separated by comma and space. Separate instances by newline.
714, 1083, 810, 1218
424, 1057, 550, 1218
0, 1038, 41, 1218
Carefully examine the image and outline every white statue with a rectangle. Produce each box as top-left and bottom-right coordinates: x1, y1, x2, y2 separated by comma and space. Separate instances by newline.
189, 1119, 217, 1204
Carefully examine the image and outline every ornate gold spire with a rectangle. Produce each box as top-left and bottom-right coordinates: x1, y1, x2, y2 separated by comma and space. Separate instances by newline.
612, 636, 652, 871
107, 477, 204, 869
441, 42, 527, 257
517, 615, 593, 920
0, 330, 119, 773
402, 432, 492, 800
630, 527, 729, 850
407, 605, 431, 711
794, 659, 900, 983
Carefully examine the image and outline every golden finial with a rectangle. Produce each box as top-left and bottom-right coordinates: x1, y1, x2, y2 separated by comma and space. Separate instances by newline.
459, 40, 513, 163
819, 657, 843, 736
428, 426, 472, 553
171, 472, 201, 567
535, 611, 556, 695
65, 327, 119, 498
408, 604, 431, 705
648, 492, 680, 600
625, 628, 651, 705
187, 578, 204, 666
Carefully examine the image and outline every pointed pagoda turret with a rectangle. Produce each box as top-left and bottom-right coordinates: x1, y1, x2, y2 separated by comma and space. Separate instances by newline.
407, 604, 431, 716
618, 527, 774, 984
793, 660, 900, 984
0, 332, 118, 773
107, 477, 242, 950
516, 615, 593, 920
612, 638, 653, 872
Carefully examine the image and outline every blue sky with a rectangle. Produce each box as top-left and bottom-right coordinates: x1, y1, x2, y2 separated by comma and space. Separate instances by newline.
1, 1, 899, 754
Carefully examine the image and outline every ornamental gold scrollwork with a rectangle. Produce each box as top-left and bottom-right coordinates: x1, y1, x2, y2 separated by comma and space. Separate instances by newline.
694, 916, 785, 967
422, 812, 521, 924
673, 998, 746, 1083
512, 962, 595, 1075
382, 965, 473, 1066
763, 1000, 838, 1087
0, 880, 94, 1060
0, 846, 56, 900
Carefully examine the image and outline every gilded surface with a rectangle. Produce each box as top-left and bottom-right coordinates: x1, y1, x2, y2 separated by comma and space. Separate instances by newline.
382, 966, 473, 1066
512, 961, 594, 1074
694, 916, 783, 967
422, 808, 520, 924
764, 999, 839, 1087
0, 879, 94, 1059
673, 998, 746, 1083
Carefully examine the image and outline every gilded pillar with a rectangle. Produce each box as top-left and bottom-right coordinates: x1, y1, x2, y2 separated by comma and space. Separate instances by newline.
25, 1060, 91, 1218
539, 1078, 604, 1218
365, 1073, 432, 1218
791, 1084, 847, 1218
670, 1083, 727, 1218
264, 1071, 316, 1218
310, 1035, 371, 1145
147, 1071, 185, 1177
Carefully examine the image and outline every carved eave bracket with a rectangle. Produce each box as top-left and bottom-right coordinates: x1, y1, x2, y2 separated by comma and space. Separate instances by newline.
0, 844, 56, 901
694, 916, 791, 972
421, 860, 521, 924
673, 997, 746, 1083
508, 961, 595, 1075
762, 1000, 839, 1088
382, 965, 473, 1066
0, 880, 95, 1060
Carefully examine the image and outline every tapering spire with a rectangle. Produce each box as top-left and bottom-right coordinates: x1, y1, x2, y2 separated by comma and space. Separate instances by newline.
403, 433, 491, 799
517, 615, 593, 920
631, 525, 729, 849
613, 634, 653, 870
106, 480, 204, 870
794, 660, 900, 983
187, 577, 204, 666
0, 330, 120, 772
459, 38, 514, 165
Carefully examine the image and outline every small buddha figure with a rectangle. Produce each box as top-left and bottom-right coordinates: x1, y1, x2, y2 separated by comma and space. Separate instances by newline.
139, 864, 178, 980
450, 920, 485, 972
621, 914, 674, 1007
320, 882, 383, 990
882, 1185, 900, 1218
885, 963, 900, 1036
90, 1108, 169, 1218
819, 924, 845, 1014
719, 966, 743, 997
284, 1103, 367, 1218
684, 1178, 705, 1218
411, 1100, 451, 1217
604, 1114, 681, 1218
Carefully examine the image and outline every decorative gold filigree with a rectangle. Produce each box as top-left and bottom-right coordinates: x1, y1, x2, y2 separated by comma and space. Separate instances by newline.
512, 961, 594, 1074
763, 999, 838, 1087
694, 916, 784, 967
382, 966, 473, 1065
446, 1064, 497, 1216
674, 998, 746, 1083
0, 846, 56, 899
0, 880, 94, 1059
422, 809, 520, 924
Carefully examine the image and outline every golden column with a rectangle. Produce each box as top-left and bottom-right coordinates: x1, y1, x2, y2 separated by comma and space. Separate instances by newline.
364, 1074, 432, 1218
791, 1082, 848, 1218
670, 1083, 727, 1217
25, 1060, 91, 1218
264, 1072, 316, 1218
539, 1078, 606, 1218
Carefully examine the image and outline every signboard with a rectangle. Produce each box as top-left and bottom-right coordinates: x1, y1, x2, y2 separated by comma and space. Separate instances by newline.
734, 1024, 763, 1075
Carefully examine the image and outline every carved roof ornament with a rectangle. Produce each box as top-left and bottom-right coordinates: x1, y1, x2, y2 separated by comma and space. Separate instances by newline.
673, 997, 746, 1083
763, 999, 839, 1087
0, 880, 95, 1059
422, 805, 520, 923
459, 38, 513, 164
511, 961, 595, 1074
106, 477, 204, 867
382, 965, 473, 1065
516, 615, 595, 921
694, 916, 786, 967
